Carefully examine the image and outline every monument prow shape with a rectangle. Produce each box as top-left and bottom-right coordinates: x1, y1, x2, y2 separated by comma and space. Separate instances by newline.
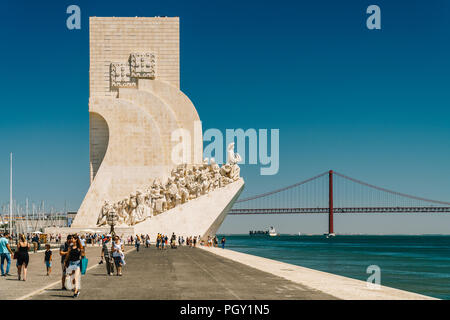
48, 17, 244, 239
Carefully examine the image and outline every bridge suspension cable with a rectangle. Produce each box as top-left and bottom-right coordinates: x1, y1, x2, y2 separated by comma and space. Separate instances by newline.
235, 171, 329, 203
333, 171, 450, 206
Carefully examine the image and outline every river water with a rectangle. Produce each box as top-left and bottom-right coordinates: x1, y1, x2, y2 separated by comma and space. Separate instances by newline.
218, 234, 450, 299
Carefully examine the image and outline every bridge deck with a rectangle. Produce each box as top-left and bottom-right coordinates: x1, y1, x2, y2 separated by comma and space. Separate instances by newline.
230, 207, 450, 214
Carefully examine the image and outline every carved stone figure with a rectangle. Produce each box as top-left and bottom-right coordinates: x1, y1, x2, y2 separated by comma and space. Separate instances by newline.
99, 143, 242, 226
165, 177, 180, 209
225, 142, 242, 181
210, 158, 222, 190
176, 176, 189, 203
150, 179, 167, 215
227, 142, 242, 165
187, 180, 200, 199
177, 163, 187, 177
229, 164, 240, 181
116, 199, 129, 225
144, 193, 153, 219
134, 191, 147, 224
128, 193, 138, 225
154, 197, 167, 214
199, 171, 210, 195
220, 164, 233, 185
97, 201, 111, 226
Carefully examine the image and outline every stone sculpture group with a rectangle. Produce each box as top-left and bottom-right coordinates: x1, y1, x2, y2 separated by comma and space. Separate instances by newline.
97, 143, 242, 227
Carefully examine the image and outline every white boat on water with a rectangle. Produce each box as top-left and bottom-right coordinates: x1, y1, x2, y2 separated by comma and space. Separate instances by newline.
269, 226, 278, 237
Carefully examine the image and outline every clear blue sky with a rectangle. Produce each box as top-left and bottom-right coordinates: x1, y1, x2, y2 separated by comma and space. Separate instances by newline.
1, 0, 450, 234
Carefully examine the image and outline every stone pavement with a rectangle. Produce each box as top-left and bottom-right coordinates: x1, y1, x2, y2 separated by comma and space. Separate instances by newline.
29, 245, 335, 300
0, 245, 107, 300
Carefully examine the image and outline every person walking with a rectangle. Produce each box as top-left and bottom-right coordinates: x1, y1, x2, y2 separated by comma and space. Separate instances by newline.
44, 244, 52, 276
161, 235, 165, 250
157, 234, 161, 250
32, 234, 39, 253
171, 233, 177, 248
135, 235, 141, 252
112, 236, 125, 276
80, 235, 86, 247
221, 236, 226, 249
101, 234, 114, 276
0, 232, 14, 277
59, 234, 72, 290
65, 235, 85, 297
16, 234, 30, 281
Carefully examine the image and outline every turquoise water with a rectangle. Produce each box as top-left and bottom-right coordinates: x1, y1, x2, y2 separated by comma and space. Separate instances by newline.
218, 235, 450, 299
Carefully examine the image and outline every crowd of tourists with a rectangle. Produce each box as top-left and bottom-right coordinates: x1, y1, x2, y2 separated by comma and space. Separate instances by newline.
0, 231, 127, 298
1, 230, 226, 298
123, 233, 224, 250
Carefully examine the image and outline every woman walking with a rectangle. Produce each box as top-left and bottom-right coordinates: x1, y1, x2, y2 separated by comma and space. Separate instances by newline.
156, 234, 161, 250
135, 235, 141, 252
145, 235, 150, 248
112, 236, 125, 276
65, 234, 85, 298
16, 234, 30, 281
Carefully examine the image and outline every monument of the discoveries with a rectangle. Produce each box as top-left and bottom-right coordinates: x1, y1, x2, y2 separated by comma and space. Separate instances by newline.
47, 17, 244, 239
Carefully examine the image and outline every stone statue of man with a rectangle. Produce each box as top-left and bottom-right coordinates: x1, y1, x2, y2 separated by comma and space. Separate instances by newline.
97, 201, 110, 226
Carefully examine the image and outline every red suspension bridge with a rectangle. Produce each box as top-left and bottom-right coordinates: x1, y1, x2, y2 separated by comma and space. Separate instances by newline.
229, 170, 450, 234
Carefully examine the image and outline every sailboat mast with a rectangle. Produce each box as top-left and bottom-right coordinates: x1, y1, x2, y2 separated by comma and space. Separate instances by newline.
9, 153, 12, 235
26, 198, 29, 235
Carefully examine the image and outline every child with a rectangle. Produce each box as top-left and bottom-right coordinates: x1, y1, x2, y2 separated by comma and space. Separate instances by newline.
44, 244, 52, 276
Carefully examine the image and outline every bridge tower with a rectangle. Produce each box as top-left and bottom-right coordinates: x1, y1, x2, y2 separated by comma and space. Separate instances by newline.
328, 170, 334, 235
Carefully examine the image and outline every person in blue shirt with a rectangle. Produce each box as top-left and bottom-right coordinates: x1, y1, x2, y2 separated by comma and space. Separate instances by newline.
0, 232, 14, 276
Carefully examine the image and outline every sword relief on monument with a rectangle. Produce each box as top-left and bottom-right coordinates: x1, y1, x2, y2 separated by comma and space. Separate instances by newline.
110, 62, 136, 88
130, 52, 156, 79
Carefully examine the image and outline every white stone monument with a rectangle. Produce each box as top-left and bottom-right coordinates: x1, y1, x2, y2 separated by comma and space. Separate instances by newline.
46, 17, 244, 240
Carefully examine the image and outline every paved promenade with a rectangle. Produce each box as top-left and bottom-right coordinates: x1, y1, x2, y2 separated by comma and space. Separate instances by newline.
2, 244, 434, 300
27, 245, 334, 300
